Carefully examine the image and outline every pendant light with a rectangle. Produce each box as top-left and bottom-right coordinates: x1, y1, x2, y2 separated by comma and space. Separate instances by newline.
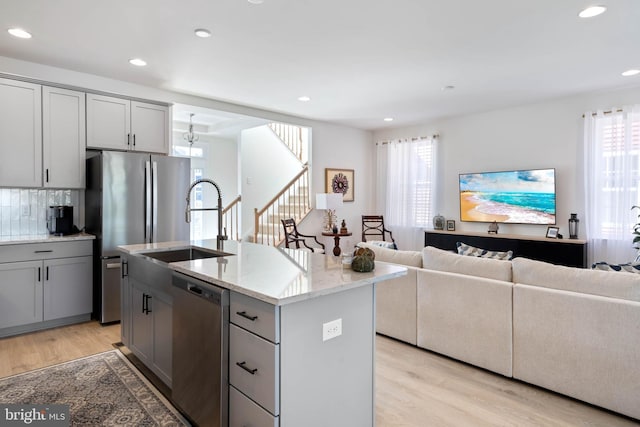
183, 113, 199, 145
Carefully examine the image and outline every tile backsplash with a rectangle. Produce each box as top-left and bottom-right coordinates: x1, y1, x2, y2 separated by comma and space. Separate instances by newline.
0, 189, 81, 236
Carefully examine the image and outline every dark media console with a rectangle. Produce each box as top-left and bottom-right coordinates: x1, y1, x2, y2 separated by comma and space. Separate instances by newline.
425, 230, 588, 268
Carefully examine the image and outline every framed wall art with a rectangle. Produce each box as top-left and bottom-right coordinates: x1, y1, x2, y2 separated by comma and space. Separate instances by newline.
325, 168, 354, 202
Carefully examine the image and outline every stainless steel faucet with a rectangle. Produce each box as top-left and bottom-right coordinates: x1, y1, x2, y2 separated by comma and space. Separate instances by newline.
185, 178, 228, 250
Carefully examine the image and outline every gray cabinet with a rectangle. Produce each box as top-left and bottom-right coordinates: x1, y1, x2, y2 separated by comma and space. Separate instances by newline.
121, 254, 173, 387
0, 240, 93, 337
0, 78, 42, 188
0, 79, 86, 189
43, 256, 92, 320
0, 261, 43, 329
229, 285, 375, 427
42, 86, 86, 188
87, 94, 169, 154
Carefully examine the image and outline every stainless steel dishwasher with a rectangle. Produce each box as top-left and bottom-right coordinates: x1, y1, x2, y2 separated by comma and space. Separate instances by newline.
172, 271, 229, 427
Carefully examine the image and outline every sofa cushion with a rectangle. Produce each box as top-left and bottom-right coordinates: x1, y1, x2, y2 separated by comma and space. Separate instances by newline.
592, 261, 640, 274
421, 246, 512, 282
357, 242, 422, 268
456, 242, 513, 260
513, 257, 640, 302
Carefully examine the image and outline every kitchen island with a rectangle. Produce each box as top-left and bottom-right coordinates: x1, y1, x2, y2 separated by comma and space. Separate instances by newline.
119, 239, 407, 427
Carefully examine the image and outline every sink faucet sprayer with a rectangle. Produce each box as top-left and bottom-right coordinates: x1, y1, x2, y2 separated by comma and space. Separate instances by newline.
185, 178, 228, 250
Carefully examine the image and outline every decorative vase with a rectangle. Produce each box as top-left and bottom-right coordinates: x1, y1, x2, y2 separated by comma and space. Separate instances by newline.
569, 213, 579, 239
433, 214, 445, 230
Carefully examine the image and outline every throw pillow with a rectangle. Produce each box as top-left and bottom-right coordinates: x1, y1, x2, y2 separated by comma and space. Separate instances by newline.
367, 240, 398, 250
456, 242, 513, 261
592, 261, 640, 274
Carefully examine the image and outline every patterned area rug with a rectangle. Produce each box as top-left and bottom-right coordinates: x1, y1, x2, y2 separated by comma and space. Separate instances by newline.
0, 350, 189, 426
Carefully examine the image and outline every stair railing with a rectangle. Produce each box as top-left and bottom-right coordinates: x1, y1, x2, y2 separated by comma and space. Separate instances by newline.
268, 123, 304, 162
254, 166, 311, 246
222, 195, 242, 241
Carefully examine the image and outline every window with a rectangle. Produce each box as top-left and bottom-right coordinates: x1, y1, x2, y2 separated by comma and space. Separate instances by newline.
376, 136, 438, 250
584, 106, 640, 263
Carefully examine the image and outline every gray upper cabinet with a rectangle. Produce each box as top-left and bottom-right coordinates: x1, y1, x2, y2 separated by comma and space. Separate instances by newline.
87, 93, 168, 154
130, 101, 170, 154
0, 78, 42, 188
42, 86, 86, 188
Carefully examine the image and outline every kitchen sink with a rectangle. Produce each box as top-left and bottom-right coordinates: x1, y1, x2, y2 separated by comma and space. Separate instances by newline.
142, 247, 230, 264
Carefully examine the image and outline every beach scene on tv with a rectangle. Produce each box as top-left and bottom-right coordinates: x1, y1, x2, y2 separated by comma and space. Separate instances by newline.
459, 169, 556, 224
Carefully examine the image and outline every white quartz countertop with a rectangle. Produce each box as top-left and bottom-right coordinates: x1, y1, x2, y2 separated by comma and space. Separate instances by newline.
119, 239, 407, 305
0, 232, 95, 245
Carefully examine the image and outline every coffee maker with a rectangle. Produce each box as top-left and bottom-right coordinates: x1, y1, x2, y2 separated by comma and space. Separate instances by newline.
47, 205, 74, 236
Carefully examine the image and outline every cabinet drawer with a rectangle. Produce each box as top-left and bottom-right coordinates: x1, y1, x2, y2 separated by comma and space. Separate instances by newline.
229, 324, 279, 416
0, 240, 92, 263
231, 291, 279, 343
230, 385, 278, 427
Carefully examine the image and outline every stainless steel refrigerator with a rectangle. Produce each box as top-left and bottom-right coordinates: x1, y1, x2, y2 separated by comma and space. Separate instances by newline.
86, 151, 191, 323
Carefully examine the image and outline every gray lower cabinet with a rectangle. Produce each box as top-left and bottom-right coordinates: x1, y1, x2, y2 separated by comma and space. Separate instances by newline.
0, 260, 43, 329
229, 284, 375, 427
121, 255, 173, 387
0, 240, 93, 337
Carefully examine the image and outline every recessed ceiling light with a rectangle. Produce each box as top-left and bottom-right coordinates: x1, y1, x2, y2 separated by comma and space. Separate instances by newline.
129, 58, 147, 67
194, 28, 211, 38
248, 0, 264, 4
8, 28, 32, 39
622, 69, 640, 77
578, 5, 607, 18
383, 118, 394, 122
297, 96, 311, 102
441, 85, 455, 91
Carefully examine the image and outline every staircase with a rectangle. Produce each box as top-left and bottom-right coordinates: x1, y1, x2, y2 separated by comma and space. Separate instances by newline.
253, 165, 311, 246
253, 122, 311, 246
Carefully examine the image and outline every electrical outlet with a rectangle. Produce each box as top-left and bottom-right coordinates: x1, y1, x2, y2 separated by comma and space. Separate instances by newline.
21, 205, 30, 217
322, 318, 342, 342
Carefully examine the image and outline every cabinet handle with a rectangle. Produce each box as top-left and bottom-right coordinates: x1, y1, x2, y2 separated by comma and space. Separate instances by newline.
46, 266, 49, 281
37, 267, 41, 282
46, 169, 49, 183
34, 250, 53, 253
133, 134, 136, 147
236, 311, 258, 321
144, 294, 152, 315
127, 133, 131, 146
121, 260, 128, 278
236, 361, 258, 375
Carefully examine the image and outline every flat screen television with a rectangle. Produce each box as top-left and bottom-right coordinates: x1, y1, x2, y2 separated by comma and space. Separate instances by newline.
459, 168, 556, 224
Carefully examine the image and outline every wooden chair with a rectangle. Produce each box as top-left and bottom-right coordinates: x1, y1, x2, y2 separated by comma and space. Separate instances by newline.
361, 215, 396, 246
281, 218, 325, 253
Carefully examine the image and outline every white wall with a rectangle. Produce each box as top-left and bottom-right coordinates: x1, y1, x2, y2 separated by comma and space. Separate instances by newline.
240, 125, 304, 235
310, 124, 374, 251
374, 85, 640, 241
0, 55, 374, 249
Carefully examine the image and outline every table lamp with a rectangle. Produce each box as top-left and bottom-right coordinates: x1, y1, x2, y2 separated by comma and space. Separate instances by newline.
316, 193, 343, 232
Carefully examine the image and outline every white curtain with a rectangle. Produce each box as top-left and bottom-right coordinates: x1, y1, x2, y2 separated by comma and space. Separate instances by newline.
376, 136, 438, 250
583, 105, 640, 264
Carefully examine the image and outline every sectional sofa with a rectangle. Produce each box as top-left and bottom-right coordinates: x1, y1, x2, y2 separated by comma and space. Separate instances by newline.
359, 243, 640, 421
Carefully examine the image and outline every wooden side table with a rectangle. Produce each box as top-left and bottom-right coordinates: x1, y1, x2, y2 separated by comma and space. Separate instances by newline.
321, 231, 353, 256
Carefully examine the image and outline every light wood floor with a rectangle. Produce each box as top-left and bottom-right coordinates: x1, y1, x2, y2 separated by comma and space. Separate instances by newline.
0, 322, 637, 426
0, 321, 121, 378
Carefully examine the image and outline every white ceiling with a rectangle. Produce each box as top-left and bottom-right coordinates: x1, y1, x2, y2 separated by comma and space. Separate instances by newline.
2, 0, 640, 130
